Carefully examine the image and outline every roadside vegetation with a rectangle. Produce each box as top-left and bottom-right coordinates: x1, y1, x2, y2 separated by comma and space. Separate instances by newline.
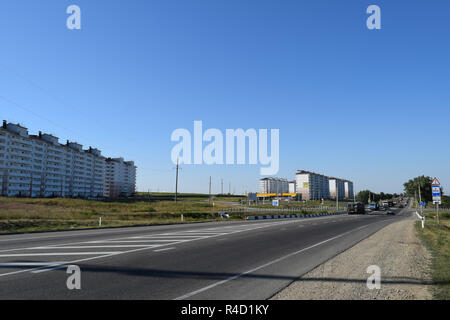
0, 195, 245, 234
415, 210, 450, 299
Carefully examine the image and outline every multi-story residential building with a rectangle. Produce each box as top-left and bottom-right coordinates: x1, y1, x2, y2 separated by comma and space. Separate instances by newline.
344, 180, 354, 200
288, 180, 296, 194
104, 158, 136, 198
259, 177, 289, 194
329, 177, 346, 200
296, 170, 330, 201
0, 121, 136, 198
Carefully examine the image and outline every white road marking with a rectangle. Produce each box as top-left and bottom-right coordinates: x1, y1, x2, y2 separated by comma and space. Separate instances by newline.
30, 245, 160, 249
0, 262, 67, 267
93, 240, 188, 243
174, 219, 392, 300
0, 252, 121, 257
0, 219, 310, 277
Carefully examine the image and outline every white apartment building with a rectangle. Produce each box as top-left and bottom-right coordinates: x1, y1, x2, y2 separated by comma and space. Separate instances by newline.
0, 121, 136, 198
344, 180, 354, 200
288, 181, 296, 194
105, 158, 136, 198
329, 177, 345, 200
296, 170, 330, 201
259, 177, 289, 194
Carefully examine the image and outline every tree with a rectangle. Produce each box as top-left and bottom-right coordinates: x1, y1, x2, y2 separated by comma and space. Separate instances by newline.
403, 176, 433, 202
357, 190, 371, 204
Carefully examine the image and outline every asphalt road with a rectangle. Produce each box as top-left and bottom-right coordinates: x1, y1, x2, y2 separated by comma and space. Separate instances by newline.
0, 207, 413, 300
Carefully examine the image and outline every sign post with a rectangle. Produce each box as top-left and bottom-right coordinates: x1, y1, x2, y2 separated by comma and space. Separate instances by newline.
432, 178, 441, 225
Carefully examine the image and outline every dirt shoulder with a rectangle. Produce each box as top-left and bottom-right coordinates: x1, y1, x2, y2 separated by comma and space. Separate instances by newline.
272, 218, 433, 300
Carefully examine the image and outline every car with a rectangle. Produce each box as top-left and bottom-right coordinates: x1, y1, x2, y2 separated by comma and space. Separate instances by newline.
379, 206, 387, 211
218, 211, 230, 219
386, 210, 395, 215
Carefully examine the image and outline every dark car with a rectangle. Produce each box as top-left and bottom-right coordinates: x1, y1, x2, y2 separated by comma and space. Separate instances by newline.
347, 202, 366, 215
386, 209, 395, 215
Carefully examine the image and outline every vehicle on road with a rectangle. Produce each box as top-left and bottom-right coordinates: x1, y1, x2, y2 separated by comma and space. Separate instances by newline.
382, 201, 394, 207
368, 202, 379, 211
219, 211, 230, 219
347, 202, 366, 215
386, 209, 395, 215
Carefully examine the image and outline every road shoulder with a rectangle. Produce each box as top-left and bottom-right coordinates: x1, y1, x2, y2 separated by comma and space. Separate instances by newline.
272, 217, 433, 300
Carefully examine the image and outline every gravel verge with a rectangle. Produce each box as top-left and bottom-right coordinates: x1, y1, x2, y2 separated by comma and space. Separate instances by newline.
272, 218, 433, 300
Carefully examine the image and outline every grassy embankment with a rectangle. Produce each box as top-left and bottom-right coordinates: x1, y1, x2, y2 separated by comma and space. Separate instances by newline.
415, 209, 450, 299
0, 194, 244, 234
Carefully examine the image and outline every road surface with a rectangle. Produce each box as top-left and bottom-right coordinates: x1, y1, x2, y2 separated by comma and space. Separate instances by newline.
0, 207, 413, 299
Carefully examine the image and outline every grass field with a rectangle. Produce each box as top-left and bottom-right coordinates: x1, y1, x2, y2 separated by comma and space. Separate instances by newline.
416, 210, 450, 299
0, 195, 245, 234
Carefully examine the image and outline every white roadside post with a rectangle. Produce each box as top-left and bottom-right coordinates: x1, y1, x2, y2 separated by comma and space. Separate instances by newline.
181, 214, 184, 223
99, 216, 102, 227
416, 211, 425, 229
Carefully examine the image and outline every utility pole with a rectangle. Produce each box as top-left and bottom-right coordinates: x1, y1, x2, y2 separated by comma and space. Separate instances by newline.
175, 158, 179, 203
229, 181, 231, 195
209, 176, 212, 204
418, 184, 423, 216
221, 179, 223, 195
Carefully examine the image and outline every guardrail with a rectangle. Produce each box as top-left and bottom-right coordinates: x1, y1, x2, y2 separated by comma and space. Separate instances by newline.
420, 207, 449, 212
246, 212, 347, 221
227, 206, 348, 214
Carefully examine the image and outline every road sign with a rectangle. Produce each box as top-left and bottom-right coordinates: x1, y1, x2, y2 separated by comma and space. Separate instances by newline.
272, 200, 279, 207
432, 177, 441, 204
420, 202, 427, 206
432, 177, 441, 186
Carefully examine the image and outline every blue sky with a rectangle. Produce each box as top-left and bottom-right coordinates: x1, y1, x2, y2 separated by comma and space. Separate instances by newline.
0, 0, 449, 194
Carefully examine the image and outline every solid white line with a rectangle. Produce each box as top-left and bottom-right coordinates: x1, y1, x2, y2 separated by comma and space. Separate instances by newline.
95, 240, 188, 243
174, 221, 388, 300
131, 235, 210, 239
0, 262, 67, 267
0, 252, 121, 257
30, 245, 159, 249
153, 247, 175, 252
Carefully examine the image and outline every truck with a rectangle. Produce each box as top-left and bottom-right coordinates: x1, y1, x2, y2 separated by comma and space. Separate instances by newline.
368, 202, 379, 211
347, 202, 366, 215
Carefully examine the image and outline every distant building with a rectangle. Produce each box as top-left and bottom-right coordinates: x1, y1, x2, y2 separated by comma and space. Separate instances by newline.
288, 180, 296, 194
105, 158, 136, 198
296, 170, 330, 201
329, 177, 345, 200
259, 177, 289, 194
344, 180, 354, 200
0, 120, 136, 198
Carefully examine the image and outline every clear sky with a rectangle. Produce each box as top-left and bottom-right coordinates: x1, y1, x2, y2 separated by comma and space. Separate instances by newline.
0, 0, 449, 195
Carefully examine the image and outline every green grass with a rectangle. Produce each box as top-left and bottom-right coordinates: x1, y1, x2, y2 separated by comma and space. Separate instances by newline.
416, 210, 450, 299
0, 196, 244, 234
